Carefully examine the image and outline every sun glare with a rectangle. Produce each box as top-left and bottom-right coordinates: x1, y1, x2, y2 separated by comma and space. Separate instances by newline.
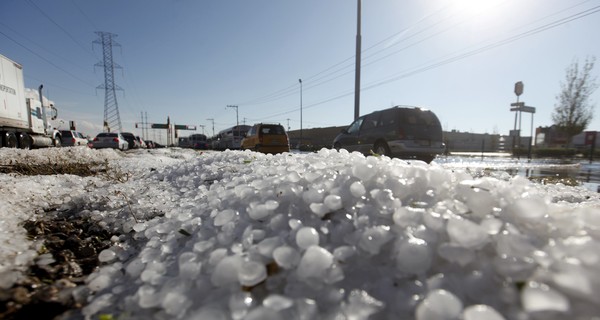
437, 0, 510, 35
452, 0, 505, 16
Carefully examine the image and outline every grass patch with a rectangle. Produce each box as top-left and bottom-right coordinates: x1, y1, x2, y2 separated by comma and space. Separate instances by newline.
0, 161, 103, 176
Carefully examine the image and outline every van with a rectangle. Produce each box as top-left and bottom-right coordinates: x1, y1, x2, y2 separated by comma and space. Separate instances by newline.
332, 106, 445, 163
188, 134, 208, 149
241, 123, 290, 154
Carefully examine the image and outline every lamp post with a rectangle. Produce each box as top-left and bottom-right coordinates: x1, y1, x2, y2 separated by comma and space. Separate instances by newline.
299, 79, 303, 149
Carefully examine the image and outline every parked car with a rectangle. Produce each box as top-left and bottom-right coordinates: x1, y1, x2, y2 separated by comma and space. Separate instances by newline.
241, 123, 290, 154
59, 130, 88, 147
135, 135, 147, 148
121, 132, 139, 149
91, 132, 129, 150
332, 106, 445, 163
144, 140, 155, 149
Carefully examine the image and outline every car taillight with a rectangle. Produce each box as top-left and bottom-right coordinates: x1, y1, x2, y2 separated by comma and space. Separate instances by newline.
113, 138, 119, 142
93, 138, 99, 141
72, 138, 76, 143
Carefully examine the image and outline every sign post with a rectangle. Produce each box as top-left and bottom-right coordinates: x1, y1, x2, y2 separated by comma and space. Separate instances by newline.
510, 83, 536, 159
512, 82, 524, 153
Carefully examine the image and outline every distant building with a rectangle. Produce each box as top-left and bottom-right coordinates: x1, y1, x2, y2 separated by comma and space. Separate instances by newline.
571, 130, 600, 149
443, 130, 502, 152
288, 126, 345, 150
287, 125, 598, 153
535, 125, 569, 148
288, 126, 511, 153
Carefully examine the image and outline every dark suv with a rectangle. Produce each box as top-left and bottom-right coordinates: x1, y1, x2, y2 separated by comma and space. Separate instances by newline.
333, 106, 445, 163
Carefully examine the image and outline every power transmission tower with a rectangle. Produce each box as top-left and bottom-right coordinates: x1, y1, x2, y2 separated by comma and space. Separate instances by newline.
94, 31, 123, 132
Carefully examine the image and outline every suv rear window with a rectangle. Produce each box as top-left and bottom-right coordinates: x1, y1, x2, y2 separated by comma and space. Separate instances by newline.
60, 131, 73, 137
399, 111, 440, 126
97, 133, 117, 137
260, 125, 285, 135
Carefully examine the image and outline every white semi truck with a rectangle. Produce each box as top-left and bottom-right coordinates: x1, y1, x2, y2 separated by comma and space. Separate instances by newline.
1, 53, 60, 148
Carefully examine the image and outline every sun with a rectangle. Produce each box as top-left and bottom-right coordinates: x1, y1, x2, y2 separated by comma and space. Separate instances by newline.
451, 0, 506, 17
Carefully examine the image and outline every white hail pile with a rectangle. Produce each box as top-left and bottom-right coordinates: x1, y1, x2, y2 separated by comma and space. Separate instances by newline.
2, 147, 600, 320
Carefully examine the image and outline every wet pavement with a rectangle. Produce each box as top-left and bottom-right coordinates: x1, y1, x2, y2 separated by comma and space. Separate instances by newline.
434, 153, 600, 192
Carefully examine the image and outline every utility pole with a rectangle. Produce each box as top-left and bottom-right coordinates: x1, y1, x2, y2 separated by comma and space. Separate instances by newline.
140, 111, 144, 139
227, 105, 239, 126
207, 118, 215, 137
227, 105, 239, 137
354, 0, 362, 120
299, 79, 303, 148
199, 125, 205, 135
144, 112, 149, 140
286, 118, 290, 131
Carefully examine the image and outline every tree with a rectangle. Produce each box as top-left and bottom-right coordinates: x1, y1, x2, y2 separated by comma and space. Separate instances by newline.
551, 57, 598, 144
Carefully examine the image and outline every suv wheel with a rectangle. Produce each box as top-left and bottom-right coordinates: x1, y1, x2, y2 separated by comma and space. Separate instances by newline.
373, 141, 390, 157
418, 155, 435, 163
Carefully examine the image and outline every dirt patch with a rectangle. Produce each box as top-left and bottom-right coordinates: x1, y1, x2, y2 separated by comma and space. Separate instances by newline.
0, 210, 117, 320
0, 161, 105, 176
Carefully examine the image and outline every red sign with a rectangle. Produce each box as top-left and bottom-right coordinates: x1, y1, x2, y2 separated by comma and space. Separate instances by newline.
585, 132, 597, 146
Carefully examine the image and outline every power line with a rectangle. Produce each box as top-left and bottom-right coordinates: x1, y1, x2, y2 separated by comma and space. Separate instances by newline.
249, 4, 600, 125
234, 1, 598, 112
24, 0, 99, 60
362, 5, 600, 92
231, 3, 455, 108
69, 0, 100, 31
0, 22, 96, 77
0, 30, 97, 87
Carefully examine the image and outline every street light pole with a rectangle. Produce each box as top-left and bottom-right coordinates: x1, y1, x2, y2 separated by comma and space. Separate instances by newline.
354, 0, 362, 120
299, 79, 303, 149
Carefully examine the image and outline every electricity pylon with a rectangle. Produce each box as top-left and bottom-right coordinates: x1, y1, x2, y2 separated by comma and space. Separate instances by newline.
94, 31, 123, 133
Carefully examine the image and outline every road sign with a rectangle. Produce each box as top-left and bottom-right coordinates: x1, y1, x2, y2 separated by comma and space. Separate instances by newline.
151, 123, 169, 129
174, 125, 197, 130
514, 81, 524, 96
521, 106, 535, 113
510, 103, 535, 113
509, 129, 520, 137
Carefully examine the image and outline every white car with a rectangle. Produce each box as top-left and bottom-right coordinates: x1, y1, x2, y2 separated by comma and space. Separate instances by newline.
59, 130, 88, 147
91, 132, 129, 150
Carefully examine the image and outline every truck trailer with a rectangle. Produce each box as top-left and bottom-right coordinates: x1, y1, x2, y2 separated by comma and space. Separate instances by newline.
1, 53, 60, 148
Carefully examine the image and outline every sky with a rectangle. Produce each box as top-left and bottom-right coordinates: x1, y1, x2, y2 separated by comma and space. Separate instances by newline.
1, 0, 600, 144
